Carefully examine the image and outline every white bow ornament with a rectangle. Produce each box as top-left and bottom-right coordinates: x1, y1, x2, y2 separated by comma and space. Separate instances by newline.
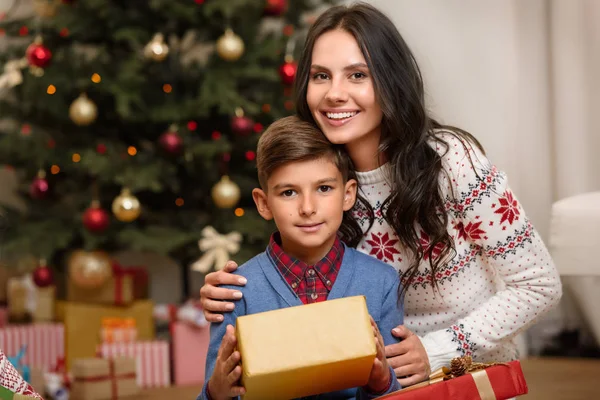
190, 226, 242, 273
0, 58, 28, 90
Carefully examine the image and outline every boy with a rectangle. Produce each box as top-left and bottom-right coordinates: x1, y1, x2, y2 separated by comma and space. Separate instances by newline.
199, 116, 402, 400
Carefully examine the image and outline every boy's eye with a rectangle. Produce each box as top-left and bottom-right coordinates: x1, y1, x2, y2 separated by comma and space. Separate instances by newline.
318, 185, 333, 193
281, 189, 296, 197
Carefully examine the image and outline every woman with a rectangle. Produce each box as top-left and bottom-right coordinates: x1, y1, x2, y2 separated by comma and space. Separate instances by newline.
200, 2, 562, 387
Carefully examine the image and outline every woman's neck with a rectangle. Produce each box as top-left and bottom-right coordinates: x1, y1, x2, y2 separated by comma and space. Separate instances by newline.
345, 129, 386, 172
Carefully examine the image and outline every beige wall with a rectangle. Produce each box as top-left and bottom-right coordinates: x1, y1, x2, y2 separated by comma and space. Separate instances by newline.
355, 0, 554, 237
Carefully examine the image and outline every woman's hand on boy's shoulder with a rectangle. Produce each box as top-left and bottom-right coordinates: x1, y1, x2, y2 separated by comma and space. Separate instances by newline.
207, 324, 246, 400
200, 261, 246, 323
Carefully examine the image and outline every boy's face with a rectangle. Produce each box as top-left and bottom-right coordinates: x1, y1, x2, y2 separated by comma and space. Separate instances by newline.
252, 157, 357, 264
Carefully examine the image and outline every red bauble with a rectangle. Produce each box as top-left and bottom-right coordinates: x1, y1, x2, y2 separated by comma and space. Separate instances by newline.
30, 176, 49, 199
231, 115, 254, 136
26, 42, 52, 68
264, 0, 288, 16
159, 130, 183, 155
83, 203, 110, 233
33, 263, 54, 287
279, 60, 297, 85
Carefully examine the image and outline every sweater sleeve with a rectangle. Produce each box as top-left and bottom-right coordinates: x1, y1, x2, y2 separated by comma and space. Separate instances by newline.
420, 133, 562, 371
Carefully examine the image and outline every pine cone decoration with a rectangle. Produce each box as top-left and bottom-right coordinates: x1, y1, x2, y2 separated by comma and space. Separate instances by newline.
450, 356, 472, 376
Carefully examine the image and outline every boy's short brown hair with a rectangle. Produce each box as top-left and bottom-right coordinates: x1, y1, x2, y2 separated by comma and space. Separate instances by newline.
256, 116, 350, 190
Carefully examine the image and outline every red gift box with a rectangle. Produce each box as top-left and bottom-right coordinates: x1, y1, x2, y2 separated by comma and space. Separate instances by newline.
380, 359, 528, 400
0, 323, 64, 371
170, 321, 210, 385
112, 264, 148, 300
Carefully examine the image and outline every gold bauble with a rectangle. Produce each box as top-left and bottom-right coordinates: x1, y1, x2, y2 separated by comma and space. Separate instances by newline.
33, 0, 60, 18
144, 33, 170, 62
211, 175, 241, 208
68, 250, 112, 289
69, 93, 98, 126
112, 188, 141, 222
216, 29, 245, 62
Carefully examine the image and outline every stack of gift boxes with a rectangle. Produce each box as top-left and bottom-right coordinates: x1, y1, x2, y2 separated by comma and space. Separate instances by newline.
0, 256, 211, 399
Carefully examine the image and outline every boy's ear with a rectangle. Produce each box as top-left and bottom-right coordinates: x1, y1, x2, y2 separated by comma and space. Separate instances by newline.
252, 188, 273, 220
343, 179, 357, 211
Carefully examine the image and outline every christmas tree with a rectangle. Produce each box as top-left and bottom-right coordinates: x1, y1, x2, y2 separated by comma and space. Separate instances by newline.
0, 0, 335, 288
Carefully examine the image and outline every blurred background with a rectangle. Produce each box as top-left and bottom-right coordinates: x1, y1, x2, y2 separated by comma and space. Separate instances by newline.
0, 0, 598, 398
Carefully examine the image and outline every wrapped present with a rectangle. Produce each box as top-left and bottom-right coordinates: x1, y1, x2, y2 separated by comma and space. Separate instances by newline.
119, 265, 148, 300
55, 300, 154, 370
0, 308, 8, 328
236, 296, 376, 400
71, 357, 139, 400
100, 317, 137, 344
67, 265, 134, 306
171, 321, 210, 385
7, 275, 55, 323
378, 356, 528, 400
0, 387, 38, 400
97, 341, 170, 388
0, 323, 64, 371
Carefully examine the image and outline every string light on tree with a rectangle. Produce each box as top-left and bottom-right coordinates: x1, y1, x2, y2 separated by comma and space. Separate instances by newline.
231, 107, 254, 136
69, 93, 97, 126
83, 200, 110, 233
211, 176, 241, 208
112, 188, 141, 222
144, 33, 170, 62
30, 170, 49, 199
216, 29, 244, 61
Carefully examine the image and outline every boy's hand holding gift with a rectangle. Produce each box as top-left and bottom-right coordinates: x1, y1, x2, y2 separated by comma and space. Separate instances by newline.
367, 316, 393, 394
207, 325, 245, 400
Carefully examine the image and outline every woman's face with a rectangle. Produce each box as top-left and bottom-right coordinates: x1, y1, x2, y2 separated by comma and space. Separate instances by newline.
307, 29, 383, 152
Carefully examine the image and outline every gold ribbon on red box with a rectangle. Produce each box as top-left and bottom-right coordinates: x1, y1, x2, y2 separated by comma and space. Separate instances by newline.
380, 356, 527, 400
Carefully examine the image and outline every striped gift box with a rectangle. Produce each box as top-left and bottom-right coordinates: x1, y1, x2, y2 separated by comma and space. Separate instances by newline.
97, 341, 170, 388
0, 323, 64, 371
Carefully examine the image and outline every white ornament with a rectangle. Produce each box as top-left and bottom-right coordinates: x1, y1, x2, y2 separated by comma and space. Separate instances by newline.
0, 58, 28, 91
190, 226, 242, 273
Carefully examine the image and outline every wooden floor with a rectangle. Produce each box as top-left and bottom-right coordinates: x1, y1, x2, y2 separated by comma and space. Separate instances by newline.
132, 357, 600, 399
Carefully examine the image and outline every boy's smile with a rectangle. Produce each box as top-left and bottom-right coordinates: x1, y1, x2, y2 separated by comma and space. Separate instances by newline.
253, 157, 357, 265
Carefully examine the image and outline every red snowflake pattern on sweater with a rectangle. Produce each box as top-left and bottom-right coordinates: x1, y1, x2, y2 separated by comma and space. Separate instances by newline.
365, 232, 401, 263
494, 190, 520, 225
454, 220, 487, 241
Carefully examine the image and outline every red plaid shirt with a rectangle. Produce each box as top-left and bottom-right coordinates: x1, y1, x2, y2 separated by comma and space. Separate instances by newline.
267, 232, 344, 304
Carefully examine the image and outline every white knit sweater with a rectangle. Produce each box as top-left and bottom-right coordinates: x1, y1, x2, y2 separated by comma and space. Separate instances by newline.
352, 131, 562, 371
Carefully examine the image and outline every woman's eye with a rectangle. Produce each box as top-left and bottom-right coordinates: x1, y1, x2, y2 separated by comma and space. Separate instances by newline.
351, 72, 367, 79
311, 72, 329, 80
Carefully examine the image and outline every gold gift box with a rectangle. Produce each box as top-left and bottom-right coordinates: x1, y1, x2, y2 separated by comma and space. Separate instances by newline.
55, 300, 154, 369
71, 357, 139, 400
7, 278, 55, 323
67, 274, 134, 306
236, 296, 376, 400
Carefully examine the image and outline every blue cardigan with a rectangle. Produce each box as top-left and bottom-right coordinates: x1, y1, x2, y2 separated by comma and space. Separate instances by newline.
199, 245, 403, 400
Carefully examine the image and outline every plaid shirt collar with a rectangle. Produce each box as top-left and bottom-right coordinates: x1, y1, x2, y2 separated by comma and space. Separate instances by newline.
267, 232, 344, 291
